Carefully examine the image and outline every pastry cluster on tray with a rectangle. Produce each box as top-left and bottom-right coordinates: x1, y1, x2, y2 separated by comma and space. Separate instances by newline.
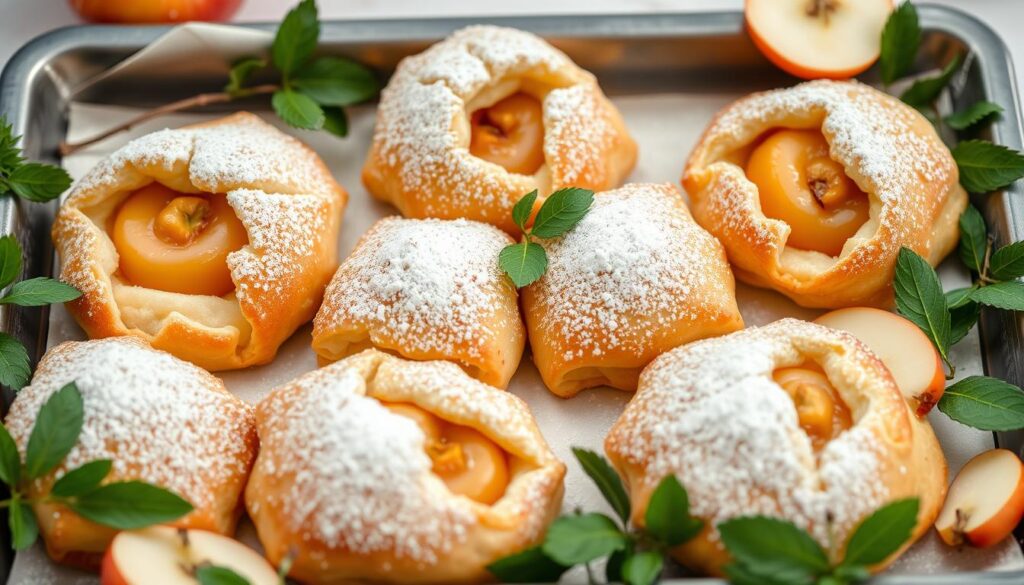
8, 24, 971, 584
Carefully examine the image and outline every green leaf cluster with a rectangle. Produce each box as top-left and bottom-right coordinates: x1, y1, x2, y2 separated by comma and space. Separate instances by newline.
498, 188, 595, 287
720, 499, 919, 585
0, 383, 194, 550
0, 119, 72, 203
487, 448, 702, 585
226, 0, 379, 137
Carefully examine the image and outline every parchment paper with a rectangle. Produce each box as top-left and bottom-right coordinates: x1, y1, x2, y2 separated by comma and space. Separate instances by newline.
8, 24, 1024, 585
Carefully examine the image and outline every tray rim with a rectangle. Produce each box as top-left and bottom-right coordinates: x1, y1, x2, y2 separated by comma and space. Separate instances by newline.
1, 5, 1024, 584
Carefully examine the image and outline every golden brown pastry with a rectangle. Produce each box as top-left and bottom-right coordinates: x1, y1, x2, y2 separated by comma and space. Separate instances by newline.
363, 25, 637, 234
521, 183, 744, 397
4, 337, 257, 568
245, 349, 565, 584
683, 80, 967, 308
52, 112, 346, 371
605, 319, 947, 576
312, 216, 525, 388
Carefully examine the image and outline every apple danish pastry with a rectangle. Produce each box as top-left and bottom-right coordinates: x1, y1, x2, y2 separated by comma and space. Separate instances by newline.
605, 319, 947, 576
245, 349, 565, 584
683, 80, 967, 308
52, 113, 346, 371
362, 25, 637, 234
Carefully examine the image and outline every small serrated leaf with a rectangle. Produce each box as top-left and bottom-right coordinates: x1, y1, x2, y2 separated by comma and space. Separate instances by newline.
644, 475, 702, 547
989, 241, 1024, 280
572, 447, 631, 526
51, 459, 112, 498
953, 140, 1024, 194
970, 281, 1024, 311
486, 546, 569, 583
541, 513, 628, 565
511, 190, 539, 234
946, 101, 1003, 131
8, 496, 37, 550
841, 498, 919, 567
621, 550, 663, 585
718, 516, 829, 583
67, 480, 193, 530
0, 277, 81, 306
292, 57, 378, 106
322, 107, 348, 137
893, 247, 950, 362
271, 0, 318, 76
900, 53, 962, 108
272, 89, 325, 130
938, 375, 1024, 431
25, 382, 83, 479
530, 187, 594, 239
957, 204, 987, 273
225, 57, 265, 95
0, 332, 31, 390
0, 423, 21, 486
880, 1, 921, 85
498, 242, 547, 288
6, 163, 72, 202
949, 301, 980, 346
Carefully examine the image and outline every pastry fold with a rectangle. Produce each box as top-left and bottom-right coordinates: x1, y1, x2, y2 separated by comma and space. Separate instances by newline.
245, 349, 565, 584
605, 319, 947, 576
363, 25, 637, 234
4, 337, 257, 568
312, 217, 525, 388
521, 183, 744, 397
683, 80, 967, 308
52, 112, 346, 371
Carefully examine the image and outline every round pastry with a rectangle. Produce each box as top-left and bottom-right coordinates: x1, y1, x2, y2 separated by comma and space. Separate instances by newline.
245, 349, 565, 584
52, 112, 346, 371
682, 80, 967, 308
312, 216, 525, 389
362, 25, 638, 234
604, 319, 946, 576
521, 183, 744, 397
4, 337, 258, 568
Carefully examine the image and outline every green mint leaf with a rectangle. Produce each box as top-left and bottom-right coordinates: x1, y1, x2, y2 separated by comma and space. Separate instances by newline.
945, 287, 976, 310
0, 332, 30, 390
293, 57, 378, 106
272, 89, 325, 130
541, 512, 629, 565
894, 247, 950, 362
833, 564, 872, 582
605, 545, 632, 583
957, 204, 987, 273
50, 459, 112, 498
0, 277, 81, 307
530, 187, 594, 238
718, 516, 829, 582
946, 101, 1003, 131
571, 447, 631, 526
0, 235, 22, 289
499, 242, 547, 288
196, 565, 251, 585
271, 0, 318, 77
622, 550, 663, 585
880, 1, 921, 85
723, 562, 793, 585
970, 280, 1024, 311
26, 382, 83, 479
8, 496, 37, 550
900, 53, 962, 108
938, 375, 1024, 431
487, 546, 568, 583
512, 190, 539, 234
952, 139, 1024, 193
0, 423, 20, 486
949, 301, 980, 346
989, 241, 1024, 280
841, 498, 919, 567
321, 107, 348, 138
6, 162, 72, 203
0, 119, 23, 173
645, 474, 702, 547
67, 480, 193, 529
225, 57, 266, 95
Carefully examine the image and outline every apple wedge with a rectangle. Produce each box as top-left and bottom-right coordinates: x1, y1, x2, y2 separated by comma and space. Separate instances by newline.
745, 0, 893, 80
101, 526, 278, 585
935, 449, 1024, 548
815, 307, 945, 416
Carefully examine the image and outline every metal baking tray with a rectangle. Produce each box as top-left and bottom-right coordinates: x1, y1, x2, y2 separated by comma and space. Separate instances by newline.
1, 5, 1023, 584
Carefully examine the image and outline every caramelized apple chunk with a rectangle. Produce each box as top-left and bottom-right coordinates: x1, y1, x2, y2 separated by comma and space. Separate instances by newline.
470, 92, 546, 175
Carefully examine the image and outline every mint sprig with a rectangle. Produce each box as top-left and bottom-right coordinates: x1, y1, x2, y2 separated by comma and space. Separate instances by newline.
489, 448, 701, 585
1, 383, 193, 549
720, 499, 919, 585
879, 1, 921, 86
0, 120, 71, 203
499, 188, 594, 287
945, 101, 1003, 131
952, 140, 1024, 194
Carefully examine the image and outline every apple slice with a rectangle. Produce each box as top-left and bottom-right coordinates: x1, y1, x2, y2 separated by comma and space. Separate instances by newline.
745, 0, 893, 80
815, 307, 945, 416
935, 449, 1024, 548
68, 0, 242, 23
101, 526, 278, 585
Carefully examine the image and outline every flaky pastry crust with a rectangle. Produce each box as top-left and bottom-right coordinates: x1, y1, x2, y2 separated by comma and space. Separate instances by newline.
245, 349, 565, 584
521, 183, 743, 397
4, 337, 257, 568
605, 319, 946, 576
362, 25, 637, 234
52, 112, 346, 371
683, 80, 967, 308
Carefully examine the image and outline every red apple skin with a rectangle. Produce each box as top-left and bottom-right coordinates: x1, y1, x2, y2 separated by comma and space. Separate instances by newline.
100, 546, 129, 585
915, 353, 946, 417
69, 0, 243, 24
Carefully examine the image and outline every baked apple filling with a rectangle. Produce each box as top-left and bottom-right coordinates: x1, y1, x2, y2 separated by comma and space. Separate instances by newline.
746, 129, 869, 257
469, 92, 545, 176
773, 363, 852, 450
385, 402, 510, 505
111, 183, 248, 297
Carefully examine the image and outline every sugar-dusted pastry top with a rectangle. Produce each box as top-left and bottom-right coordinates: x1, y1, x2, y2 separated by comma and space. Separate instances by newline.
5, 337, 256, 511
529, 183, 739, 361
